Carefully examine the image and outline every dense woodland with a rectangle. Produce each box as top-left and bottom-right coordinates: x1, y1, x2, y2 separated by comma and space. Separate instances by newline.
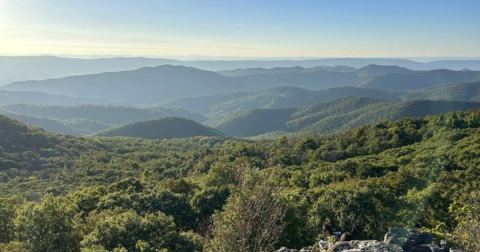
1, 109, 479, 251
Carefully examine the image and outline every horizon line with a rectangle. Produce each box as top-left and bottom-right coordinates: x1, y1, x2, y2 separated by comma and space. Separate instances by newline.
2, 54, 480, 61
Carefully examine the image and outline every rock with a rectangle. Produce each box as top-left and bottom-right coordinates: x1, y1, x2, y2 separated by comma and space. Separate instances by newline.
409, 244, 435, 252
329, 240, 403, 252
383, 228, 438, 252
449, 249, 463, 252
276, 247, 299, 252
275, 247, 317, 252
276, 228, 463, 252
300, 248, 317, 252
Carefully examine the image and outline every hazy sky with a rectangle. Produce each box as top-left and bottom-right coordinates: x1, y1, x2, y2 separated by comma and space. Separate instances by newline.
1, 0, 479, 58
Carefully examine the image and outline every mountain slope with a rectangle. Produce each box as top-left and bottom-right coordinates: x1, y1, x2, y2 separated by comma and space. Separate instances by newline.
399, 81, 480, 102
203, 108, 296, 137
95, 117, 226, 140
205, 97, 480, 137
159, 86, 400, 117
355, 64, 414, 77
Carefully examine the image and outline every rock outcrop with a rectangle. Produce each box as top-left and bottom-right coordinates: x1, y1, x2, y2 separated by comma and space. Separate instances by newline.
275, 228, 463, 252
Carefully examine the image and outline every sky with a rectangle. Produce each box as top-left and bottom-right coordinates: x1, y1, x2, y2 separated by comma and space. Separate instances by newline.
0, 0, 479, 58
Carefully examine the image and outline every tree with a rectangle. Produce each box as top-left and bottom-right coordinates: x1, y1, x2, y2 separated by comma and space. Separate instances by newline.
81, 210, 202, 252
0, 196, 22, 244
205, 166, 287, 252
452, 191, 480, 251
15, 194, 81, 252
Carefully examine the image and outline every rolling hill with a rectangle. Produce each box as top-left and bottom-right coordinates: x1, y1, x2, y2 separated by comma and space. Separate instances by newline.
94, 117, 226, 140
204, 97, 480, 137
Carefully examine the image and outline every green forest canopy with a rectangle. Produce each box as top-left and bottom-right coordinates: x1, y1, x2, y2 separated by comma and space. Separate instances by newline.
0, 109, 479, 251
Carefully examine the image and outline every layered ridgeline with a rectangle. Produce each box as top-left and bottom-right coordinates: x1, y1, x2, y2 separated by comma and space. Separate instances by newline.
1, 65, 240, 105
204, 97, 480, 137
3, 64, 479, 105
2, 56, 480, 85
94, 117, 226, 140
399, 81, 480, 101
158, 86, 401, 117
217, 64, 412, 77
348, 69, 480, 91
0, 111, 479, 251
0, 104, 207, 136
160, 81, 480, 117
4, 82, 480, 137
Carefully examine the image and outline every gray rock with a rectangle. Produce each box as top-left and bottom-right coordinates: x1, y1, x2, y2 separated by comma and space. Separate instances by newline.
276, 228, 462, 252
276, 247, 299, 252
299, 248, 317, 252
449, 249, 463, 252
329, 240, 403, 252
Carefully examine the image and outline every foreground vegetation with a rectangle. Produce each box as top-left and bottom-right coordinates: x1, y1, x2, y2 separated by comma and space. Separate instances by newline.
0, 109, 479, 251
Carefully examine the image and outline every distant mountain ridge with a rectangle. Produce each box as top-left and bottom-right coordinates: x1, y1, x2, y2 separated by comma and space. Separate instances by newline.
217, 64, 412, 77
2, 65, 244, 105
2, 56, 480, 86
348, 69, 480, 90
160, 81, 480, 117
94, 117, 227, 140
2, 55, 480, 87
0, 90, 136, 107
5, 64, 478, 105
